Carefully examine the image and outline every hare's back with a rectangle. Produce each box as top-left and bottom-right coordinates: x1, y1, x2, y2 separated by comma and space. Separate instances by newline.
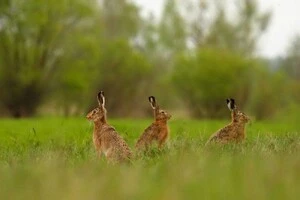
135, 124, 156, 148
142, 123, 160, 139
208, 125, 232, 143
101, 125, 131, 153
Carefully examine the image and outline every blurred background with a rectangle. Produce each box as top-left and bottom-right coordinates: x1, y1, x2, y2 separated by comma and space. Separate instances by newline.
0, 0, 299, 120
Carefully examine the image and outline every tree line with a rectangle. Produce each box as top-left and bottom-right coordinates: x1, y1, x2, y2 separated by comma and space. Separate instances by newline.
0, 0, 299, 119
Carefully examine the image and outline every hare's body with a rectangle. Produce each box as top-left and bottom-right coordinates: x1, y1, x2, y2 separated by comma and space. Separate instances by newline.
136, 119, 169, 150
87, 92, 132, 163
206, 98, 250, 145
93, 122, 132, 162
207, 120, 247, 144
135, 96, 171, 151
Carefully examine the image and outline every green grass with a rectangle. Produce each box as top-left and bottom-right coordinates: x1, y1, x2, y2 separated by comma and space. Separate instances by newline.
0, 117, 299, 200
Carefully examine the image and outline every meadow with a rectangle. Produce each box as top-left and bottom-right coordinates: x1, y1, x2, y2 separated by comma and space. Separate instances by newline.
0, 117, 299, 200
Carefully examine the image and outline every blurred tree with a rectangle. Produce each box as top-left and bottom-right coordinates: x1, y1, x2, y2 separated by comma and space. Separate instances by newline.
136, 0, 188, 108
171, 0, 273, 118
79, 0, 154, 117
187, 0, 209, 47
173, 48, 252, 118
233, 0, 270, 55
53, 21, 102, 116
280, 35, 300, 104
136, 0, 186, 63
100, 0, 140, 40
136, 13, 158, 58
246, 63, 288, 119
0, 0, 284, 119
158, 0, 186, 57
94, 40, 151, 117
0, 0, 96, 117
282, 35, 300, 80
188, 0, 271, 56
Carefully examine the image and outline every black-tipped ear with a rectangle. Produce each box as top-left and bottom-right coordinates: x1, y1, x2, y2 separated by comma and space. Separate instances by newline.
148, 96, 156, 109
226, 98, 236, 111
226, 99, 230, 105
97, 91, 105, 106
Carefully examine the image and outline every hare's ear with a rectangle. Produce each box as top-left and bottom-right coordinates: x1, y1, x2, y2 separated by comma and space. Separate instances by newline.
97, 91, 105, 107
148, 96, 156, 109
226, 98, 236, 111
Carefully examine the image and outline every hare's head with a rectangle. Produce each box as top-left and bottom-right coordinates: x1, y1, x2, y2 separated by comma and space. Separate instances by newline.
226, 98, 250, 123
86, 91, 107, 122
235, 110, 250, 123
149, 96, 171, 121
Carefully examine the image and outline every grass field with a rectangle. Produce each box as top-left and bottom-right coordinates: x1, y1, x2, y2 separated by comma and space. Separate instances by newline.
0, 117, 299, 200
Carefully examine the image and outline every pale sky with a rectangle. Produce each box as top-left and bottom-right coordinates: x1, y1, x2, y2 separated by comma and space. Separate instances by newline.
133, 0, 300, 58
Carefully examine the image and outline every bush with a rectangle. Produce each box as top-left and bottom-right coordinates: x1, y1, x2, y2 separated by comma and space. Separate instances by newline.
92, 40, 152, 117
172, 48, 252, 118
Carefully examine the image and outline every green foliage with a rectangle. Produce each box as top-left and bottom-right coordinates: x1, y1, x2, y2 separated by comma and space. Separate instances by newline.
0, 0, 297, 120
0, 0, 97, 117
94, 40, 152, 117
52, 15, 102, 116
269, 35, 300, 121
101, 0, 141, 39
188, 0, 271, 56
247, 64, 289, 119
159, 0, 186, 53
172, 49, 292, 119
0, 118, 300, 199
281, 35, 300, 80
173, 48, 252, 118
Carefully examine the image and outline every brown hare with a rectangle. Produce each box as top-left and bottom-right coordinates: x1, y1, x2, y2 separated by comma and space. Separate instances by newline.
135, 96, 171, 151
206, 98, 250, 145
86, 91, 132, 163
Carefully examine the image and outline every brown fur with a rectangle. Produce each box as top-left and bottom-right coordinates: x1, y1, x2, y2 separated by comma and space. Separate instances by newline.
135, 96, 171, 151
86, 91, 132, 163
206, 102, 250, 145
